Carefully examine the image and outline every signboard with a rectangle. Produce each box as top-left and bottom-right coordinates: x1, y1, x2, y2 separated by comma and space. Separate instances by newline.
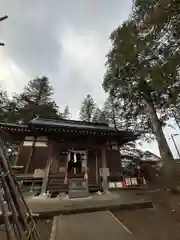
100, 168, 109, 177
68, 179, 89, 199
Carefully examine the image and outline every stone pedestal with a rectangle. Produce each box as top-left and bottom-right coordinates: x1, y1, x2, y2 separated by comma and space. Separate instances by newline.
68, 178, 89, 199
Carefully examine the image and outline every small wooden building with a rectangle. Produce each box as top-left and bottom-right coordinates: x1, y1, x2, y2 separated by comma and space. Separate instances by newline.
0, 118, 137, 197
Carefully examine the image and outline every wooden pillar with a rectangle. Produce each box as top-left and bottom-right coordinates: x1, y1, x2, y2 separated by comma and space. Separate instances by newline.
95, 151, 99, 184
14, 142, 23, 166
83, 152, 88, 180
24, 136, 37, 173
64, 151, 70, 184
101, 147, 109, 192
40, 143, 53, 195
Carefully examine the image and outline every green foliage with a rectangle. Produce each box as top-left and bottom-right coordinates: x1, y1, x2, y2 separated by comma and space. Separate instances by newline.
0, 77, 72, 125
3, 94, 22, 123
0, 76, 72, 156
24, 76, 53, 101
62, 105, 71, 119
92, 108, 107, 124
132, 0, 180, 107
0, 89, 9, 122
17, 76, 62, 123
79, 94, 96, 122
103, 95, 121, 129
103, 0, 180, 137
103, 0, 180, 187
103, 21, 151, 137
132, 0, 180, 128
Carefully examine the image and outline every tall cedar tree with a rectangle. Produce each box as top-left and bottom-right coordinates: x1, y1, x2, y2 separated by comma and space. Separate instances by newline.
102, 93, 140, 164
0, 89, 19, 123
102, 92, 138, 131
103, 2, 180, 188
62, 105, 71, 119
0, 88, 9, 122
92, 108, 107, 124
133, 0, 180, 127
79, 94, 96, 122
18, 76, 62, 123
0, 88, 18, 159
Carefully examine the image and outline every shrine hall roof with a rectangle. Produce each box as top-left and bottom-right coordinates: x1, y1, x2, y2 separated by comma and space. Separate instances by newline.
0, 118, 139, 143
29, 118, 138, 136
30, 118, 119, 131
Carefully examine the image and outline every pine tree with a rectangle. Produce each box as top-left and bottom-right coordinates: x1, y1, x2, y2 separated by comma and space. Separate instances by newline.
0, 89, 9, 122
3, 94, 22, 123
92, 108, 107, 124
17, 76, 62, 123
62, 105, 71, 119
79, 94, 96, 122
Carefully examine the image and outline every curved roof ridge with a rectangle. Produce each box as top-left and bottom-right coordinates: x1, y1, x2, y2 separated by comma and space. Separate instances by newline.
30, 117, 109, 127
0, 122, 28, 128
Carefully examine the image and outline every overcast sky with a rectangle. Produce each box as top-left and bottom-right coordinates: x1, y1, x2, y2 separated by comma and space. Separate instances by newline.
1, 0, 180, 156
0, 0, 133, 118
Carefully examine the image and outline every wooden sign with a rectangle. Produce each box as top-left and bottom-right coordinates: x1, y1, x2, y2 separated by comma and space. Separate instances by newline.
100, 168, 109, 177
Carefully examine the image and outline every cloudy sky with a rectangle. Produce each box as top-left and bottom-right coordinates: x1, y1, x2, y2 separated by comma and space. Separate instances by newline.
0, 0, 133, 117
1, 0, 180, 157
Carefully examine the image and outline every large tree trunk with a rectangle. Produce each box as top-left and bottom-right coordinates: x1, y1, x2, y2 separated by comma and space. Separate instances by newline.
144, 99, 178, 189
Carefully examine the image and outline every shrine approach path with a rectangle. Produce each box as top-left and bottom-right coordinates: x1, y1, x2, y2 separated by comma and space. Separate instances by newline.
53, 210, 133, 240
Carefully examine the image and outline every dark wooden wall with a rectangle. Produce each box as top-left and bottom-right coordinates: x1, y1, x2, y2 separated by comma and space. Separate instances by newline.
50, 142, 67, 174
16, 135, 122, 178
87, 150, 100, 184
17, 146, 31, 169
106, 149, 121, 177
29, 147, 49, 173
17, 145, 49, 173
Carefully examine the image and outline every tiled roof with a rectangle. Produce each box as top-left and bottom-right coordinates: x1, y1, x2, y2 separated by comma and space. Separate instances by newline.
0, 118, 138, 143
29, 118, 117, 132
0, 122, 27, 128
29, 118, 138, 140
0, 122, 29, 132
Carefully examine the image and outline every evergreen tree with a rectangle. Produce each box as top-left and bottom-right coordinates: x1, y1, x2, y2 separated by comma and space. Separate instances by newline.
3, 94, 22, 123
92, 108, 107, 124
132, 0, 180, 121
0, 88, 9, 122
62, 105, 71, 119
103, 2, 180, 188
0, 89, 19, 159
103, 92, 151, 137
17, 76, 62, 123
79, 94, 96, 122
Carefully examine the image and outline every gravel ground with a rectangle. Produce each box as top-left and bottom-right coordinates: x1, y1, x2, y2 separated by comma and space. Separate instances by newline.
112, 190, 180, 240
0, 218, 52, 240
36, 219, 53, 240
0, 190, 180, 239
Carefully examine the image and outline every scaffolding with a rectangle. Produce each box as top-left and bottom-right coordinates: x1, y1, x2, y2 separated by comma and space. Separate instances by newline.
0, 15, 40, 239
0, 140, 40, 240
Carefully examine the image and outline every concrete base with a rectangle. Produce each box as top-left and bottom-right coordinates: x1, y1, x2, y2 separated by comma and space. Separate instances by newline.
68, 189, 89, 199
24, 191, 153, 219
0, 191, 154, 224
103, 190, 111, 195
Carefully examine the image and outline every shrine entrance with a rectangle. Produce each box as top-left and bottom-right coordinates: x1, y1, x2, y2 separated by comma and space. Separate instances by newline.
67, 150, 89, 199
67, 150, 88, 178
